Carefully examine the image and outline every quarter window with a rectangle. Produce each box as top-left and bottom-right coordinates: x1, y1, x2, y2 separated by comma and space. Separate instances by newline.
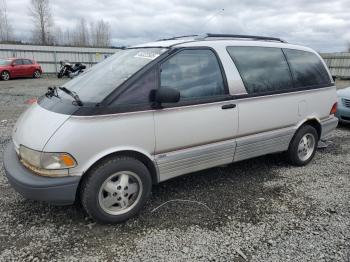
160, 49, 226, 101
283, 49, 331, 88
227, 46, 293, 94
113, 68, 157, 105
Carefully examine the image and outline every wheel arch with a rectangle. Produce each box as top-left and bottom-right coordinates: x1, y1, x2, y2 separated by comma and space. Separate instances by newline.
80, 149, 159, 186
295, 118, 322, 140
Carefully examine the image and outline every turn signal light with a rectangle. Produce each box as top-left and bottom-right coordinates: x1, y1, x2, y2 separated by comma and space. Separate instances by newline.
60, 154, 76, 167
330, 102, 337, 115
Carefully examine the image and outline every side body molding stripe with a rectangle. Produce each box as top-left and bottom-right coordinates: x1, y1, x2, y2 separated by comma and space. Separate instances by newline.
234, 126, 295, 162
155, 126, 296, 182
156, 139, 236, 182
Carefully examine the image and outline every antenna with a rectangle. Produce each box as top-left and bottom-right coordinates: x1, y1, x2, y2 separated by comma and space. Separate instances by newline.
201, 8, 225, 29
157, 35, 199, 42
188, 8, 225, 36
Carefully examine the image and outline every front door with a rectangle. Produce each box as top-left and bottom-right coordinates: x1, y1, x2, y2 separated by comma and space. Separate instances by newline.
11, 59, 25, 77
153, 48, 238, 181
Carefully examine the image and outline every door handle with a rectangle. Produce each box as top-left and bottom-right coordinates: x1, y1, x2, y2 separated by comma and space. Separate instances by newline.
221, 104, 236, 110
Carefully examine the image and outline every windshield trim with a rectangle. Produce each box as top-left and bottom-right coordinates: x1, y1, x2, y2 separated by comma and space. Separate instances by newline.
38, 47, 172, 112
59, 47, 169, 105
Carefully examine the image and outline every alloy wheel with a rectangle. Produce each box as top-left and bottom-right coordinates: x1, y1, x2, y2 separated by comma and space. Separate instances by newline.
34, 70, 41, 78
98, 171, 142, 215
1, 71, 10, 81
297, 133, 316, 161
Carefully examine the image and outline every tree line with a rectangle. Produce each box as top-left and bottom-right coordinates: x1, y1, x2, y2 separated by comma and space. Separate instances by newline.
0, 0, 112, 47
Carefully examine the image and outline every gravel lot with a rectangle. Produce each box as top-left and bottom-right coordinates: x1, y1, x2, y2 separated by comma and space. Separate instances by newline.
0, 76, 349, 261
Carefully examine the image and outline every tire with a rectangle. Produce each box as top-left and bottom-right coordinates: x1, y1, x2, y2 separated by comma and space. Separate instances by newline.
80, 156, 152, 224
33, 70, 41, 79
287, 125, 319, 166
1, 71, 10, 81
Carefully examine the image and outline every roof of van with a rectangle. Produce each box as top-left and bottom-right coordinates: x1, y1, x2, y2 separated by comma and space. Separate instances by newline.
131, 34, 315, 53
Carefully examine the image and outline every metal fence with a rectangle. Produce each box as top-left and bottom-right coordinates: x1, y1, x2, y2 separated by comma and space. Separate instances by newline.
1, 44, 349, 79
0, 44, 119, 74
321, 52, 350, 79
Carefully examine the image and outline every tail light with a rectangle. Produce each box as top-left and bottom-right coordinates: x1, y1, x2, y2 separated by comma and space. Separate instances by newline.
25, 98, 37, 105
330, 102, 337, 115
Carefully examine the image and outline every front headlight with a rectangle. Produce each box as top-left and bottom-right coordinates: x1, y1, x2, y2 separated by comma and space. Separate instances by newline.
19, 145, 77, 177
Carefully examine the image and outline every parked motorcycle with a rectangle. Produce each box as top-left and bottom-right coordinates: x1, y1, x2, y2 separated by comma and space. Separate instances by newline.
57, 60, 86, 78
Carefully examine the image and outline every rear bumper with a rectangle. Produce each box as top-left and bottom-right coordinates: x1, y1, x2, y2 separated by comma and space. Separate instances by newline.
320, 116, 338, 139
3, 142, 80, 205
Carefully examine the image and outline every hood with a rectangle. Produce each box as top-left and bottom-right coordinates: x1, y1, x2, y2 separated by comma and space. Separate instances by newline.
337, 87, 350, 97
12, 103, 71, 151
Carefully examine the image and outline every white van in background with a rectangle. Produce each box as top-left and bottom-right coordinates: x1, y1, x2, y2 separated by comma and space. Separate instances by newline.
4, 34, 338, 223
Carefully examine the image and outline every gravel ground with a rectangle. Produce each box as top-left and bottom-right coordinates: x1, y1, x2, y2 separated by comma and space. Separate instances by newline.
0, 76, 349, 262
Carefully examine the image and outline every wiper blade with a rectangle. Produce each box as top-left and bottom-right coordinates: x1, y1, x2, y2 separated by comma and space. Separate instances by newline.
59, 86, 83, 106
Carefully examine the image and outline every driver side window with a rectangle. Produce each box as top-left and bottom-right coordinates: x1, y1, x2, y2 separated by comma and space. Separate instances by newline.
160, 49, 226, 101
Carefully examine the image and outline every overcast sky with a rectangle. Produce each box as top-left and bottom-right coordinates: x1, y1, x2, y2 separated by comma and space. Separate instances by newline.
5, 0, 350, 52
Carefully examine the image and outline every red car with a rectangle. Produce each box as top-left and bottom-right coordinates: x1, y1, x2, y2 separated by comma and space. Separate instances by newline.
0, 58, 42, 81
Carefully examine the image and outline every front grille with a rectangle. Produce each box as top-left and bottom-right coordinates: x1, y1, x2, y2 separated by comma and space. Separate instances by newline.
342, 98, 350, 108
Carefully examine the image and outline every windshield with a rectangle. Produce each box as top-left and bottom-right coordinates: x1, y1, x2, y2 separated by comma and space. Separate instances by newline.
0, 59, 11, 66
60, 48, 167, 103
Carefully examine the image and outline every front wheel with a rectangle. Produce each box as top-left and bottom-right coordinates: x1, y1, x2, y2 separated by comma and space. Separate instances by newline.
33, 70, 41, 78
80, 156, 152, 224
287, 125, 318, 166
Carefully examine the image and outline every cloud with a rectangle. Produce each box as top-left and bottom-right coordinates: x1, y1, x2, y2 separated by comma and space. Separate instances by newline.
5, 0, 350, 51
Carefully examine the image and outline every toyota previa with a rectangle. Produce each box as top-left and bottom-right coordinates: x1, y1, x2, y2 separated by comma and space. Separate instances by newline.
4, 34, 338, 223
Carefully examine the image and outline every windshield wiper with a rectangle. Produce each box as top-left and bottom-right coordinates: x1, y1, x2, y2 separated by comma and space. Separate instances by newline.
59, 86, 83, 106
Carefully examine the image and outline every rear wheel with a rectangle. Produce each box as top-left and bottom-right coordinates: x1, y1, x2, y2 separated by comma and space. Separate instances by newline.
287, 125, 318, 166
1, 71, 10, 81
80, 156, 152, 224
33, 70, 41, 78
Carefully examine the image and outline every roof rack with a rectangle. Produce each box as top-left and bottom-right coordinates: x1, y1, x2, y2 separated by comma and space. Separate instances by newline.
201, 33, 288, 43
156, 33, 288, 44
157, 35, 199, 41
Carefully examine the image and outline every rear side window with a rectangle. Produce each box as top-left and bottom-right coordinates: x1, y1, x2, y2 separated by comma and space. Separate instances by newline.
160, 49, 226, 101
283, 49, 331, 88
227, 46, 293, 94
13, 59, 23, 65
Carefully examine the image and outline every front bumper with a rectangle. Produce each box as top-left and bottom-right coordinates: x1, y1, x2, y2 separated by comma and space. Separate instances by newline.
336, 106, 350, 123
3, 142, 81, 205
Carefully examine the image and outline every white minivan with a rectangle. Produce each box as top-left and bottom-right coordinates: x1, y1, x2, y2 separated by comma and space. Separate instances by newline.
4, 34, 338, 223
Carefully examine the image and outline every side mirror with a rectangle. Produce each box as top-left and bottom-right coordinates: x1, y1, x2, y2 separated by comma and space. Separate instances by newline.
152, 87, 180, 105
